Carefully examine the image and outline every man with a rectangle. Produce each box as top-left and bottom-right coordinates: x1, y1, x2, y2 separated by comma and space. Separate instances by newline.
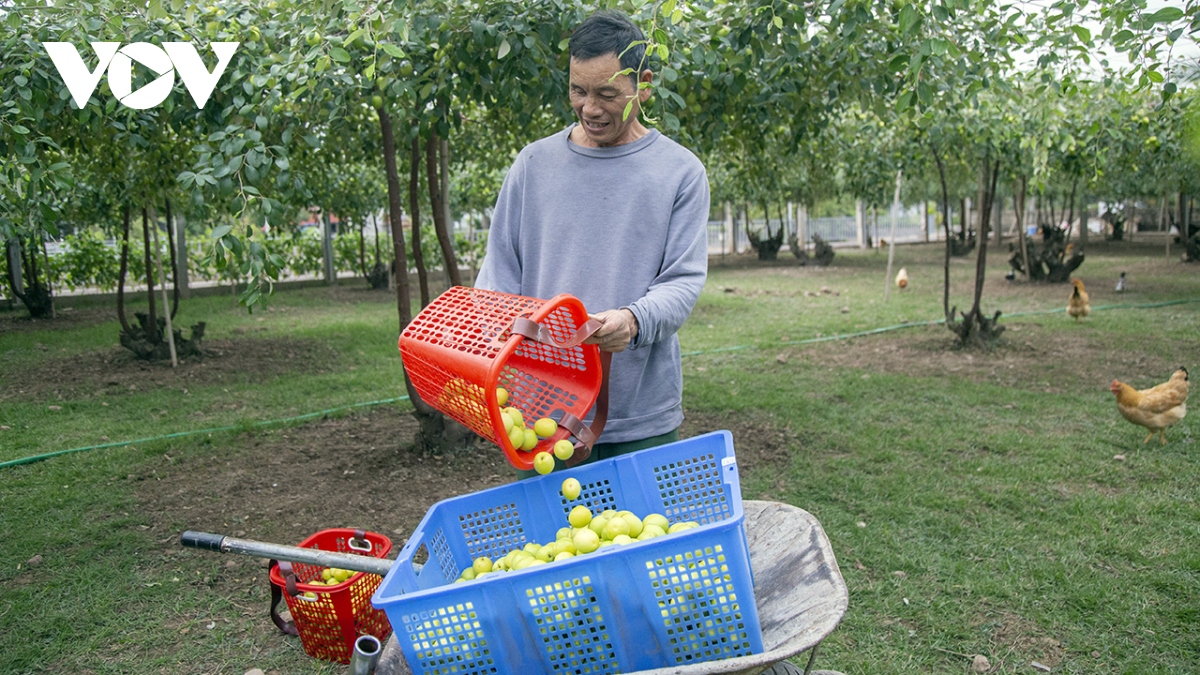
474, 9, 710, 470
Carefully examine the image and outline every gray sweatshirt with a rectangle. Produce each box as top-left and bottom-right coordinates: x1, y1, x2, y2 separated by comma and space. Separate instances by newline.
475, 125, 710, 443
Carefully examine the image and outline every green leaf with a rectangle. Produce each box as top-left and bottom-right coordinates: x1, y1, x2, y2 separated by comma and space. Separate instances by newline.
898, 4, 920, 33
662, 0, 676, 18
1071, 25, 1091, 43
211, 225, 232, 239
498, 39, 511, 59
243, 185, 260, 195
382, 43, 405, 58
917, 81, 932, 106
889, 54, 909, 72
12, 124, 29, 135
1146, 7, 1183, 24
622, 98, 635, 121
773, 16, 783, 29
330, 47, 351, 63
1147, 70, 1164, 83
346, 28, 366, 47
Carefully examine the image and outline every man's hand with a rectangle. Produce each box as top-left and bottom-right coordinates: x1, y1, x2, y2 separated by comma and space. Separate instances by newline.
585, 308, 638, 352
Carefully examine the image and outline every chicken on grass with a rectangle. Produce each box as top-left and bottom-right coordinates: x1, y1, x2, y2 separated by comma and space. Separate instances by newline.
1110, 368, 1189, 445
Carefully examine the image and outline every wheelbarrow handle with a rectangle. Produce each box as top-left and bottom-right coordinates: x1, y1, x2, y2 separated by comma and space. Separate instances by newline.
180, 531, 396, 577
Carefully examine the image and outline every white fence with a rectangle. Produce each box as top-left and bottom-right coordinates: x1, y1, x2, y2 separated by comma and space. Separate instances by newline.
707, 207, 938, 255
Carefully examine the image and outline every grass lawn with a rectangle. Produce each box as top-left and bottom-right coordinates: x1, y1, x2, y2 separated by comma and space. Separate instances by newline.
1, 239, 1198, 674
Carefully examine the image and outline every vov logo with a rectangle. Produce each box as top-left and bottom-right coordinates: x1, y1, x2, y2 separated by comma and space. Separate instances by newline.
43, 42, 240, 110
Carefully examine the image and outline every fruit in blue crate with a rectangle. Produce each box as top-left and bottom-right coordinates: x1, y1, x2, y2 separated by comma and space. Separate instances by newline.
643, 513, 669, 531
561, 477, 581, 500
601, 517, 630, 540
553, 439, 575, 461
533, 451, 555, 474
533, 417, 557, 438
573, 528, 600, 553
618, 512, 643, 537
569, 506, 592, 528
668, 521, 700, 534
473, 557, 493, 575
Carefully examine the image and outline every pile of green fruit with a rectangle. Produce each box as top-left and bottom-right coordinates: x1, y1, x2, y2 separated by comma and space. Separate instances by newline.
452, 477, 700, 584
299, 566, 356, 599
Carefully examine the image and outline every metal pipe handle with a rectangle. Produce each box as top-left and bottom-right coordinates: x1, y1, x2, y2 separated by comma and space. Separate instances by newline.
180, 531, 394, 576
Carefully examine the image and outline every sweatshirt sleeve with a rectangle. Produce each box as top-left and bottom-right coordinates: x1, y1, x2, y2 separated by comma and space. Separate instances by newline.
474, 154, 524, 294
624, 163, 710, 349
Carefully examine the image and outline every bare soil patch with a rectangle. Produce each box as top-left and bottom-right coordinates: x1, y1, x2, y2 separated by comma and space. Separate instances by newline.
780, 321, 1184, 393
0, 336, 341, 403
0, 303, 114, 334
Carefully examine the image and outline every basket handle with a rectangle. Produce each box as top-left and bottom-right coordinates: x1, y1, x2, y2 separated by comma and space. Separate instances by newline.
509, 318, 612, 466
268, 560, 301, 636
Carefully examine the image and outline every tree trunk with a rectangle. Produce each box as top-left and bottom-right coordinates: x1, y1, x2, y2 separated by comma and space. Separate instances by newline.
426, 131, 461, 288
930, 141, 952, 321
379, 109, 453, 450
409, 134, 430, 307
1015, 177, 1030, 279
322, 211, 336, 284
373, 212, 382, 266
1064, 177, 1078, 246
357, 217, 369, 279
141, 205, 160, 343
165, 197, 180, 320
175, 208, 190, 299
117, 204, 133, 334
948, 158, 1005, 347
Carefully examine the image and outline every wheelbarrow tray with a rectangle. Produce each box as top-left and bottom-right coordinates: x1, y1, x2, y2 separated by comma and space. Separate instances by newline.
374, 499, 848, 675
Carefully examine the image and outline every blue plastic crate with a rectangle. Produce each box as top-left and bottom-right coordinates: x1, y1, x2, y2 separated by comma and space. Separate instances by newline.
371, 431, 763, 675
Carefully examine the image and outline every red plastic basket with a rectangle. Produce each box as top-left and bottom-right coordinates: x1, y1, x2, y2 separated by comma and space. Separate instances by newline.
398, 286, 606, 470
268, 529, 393, 664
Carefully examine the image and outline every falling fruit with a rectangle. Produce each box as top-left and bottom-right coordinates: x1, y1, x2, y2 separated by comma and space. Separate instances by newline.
533, 451, 555, 475
553, 439, 575, 461
561, 477, 581, 501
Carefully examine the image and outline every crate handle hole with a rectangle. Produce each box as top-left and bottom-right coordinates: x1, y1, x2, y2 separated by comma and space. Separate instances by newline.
411, 543, 429, 576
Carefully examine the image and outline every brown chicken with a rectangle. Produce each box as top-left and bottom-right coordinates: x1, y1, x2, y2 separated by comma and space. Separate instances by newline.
1067, 278, 1090, 321
1110, 368, 1189, 444
895, 268, 908, 289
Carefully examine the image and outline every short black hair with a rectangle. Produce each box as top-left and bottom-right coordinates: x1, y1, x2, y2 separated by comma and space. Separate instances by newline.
569, 10, 647, 85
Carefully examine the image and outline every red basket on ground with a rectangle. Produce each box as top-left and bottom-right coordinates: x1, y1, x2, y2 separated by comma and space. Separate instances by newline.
268, 528, 392, 664
399, 286, 609, 470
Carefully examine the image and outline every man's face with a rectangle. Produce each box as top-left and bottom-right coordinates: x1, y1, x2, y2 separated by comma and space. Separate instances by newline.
568, 54, 650, 148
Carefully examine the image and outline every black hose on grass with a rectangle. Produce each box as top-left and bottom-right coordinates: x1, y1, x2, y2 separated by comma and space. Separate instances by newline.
5, 297, 1198, 470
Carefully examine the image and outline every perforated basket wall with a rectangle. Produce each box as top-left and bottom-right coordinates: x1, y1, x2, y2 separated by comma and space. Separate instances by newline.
371, 432, 763, 675
398, 286, 603, 469
268, 529, 393, 664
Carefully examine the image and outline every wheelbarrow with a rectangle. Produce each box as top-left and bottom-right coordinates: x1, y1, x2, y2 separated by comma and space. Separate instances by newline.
182, 500, 847, 675
374, 500, 847, 675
